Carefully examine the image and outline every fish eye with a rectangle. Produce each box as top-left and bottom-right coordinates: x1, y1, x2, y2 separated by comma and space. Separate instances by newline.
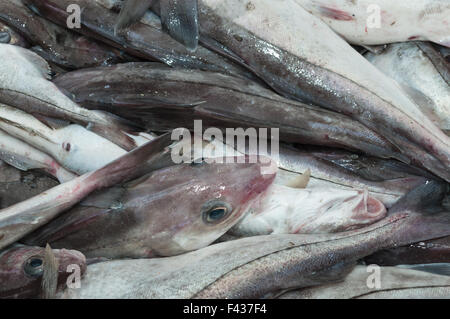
0, 32, 11, 44
23, 256, 44, 278
202, 201, 232, 224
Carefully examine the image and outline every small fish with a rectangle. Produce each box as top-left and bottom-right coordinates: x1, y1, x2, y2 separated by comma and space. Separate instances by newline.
57, 180, 450, 298
0, 44, 140, 151
366, 42, 450, 133
0, 132, 173, 250
278, 265, 450, 299
0, 244, 86, 299
0, 128, 76, 183
294, 0, 450, 47
0, 103, 128, 175
24, 156, 276, 259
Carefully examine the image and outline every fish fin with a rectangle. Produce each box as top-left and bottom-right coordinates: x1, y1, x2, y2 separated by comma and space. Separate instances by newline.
115, 0, 154, 35
86, 110, 144, 151
88, 124, 137, 151
86, 131, 173, 188
396, 263, 450, 277
31, 113, 70, 130
17, 46, 52, 80
390, 180, 448, 214
41, 244, 59, 299
79, 187, 126, 209
23, 187, 127, 245
361, 45, 387, 55
388, 181, 450, 246
159, 0, 199, 51
284, 169, 311, 189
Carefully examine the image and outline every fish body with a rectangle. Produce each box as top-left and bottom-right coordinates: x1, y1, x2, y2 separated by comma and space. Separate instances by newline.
0, 104, 127, 175
0, 129, 76, 182
294, 0, 450, 47
365, 236, 450, 266
24, 0, 251, 79
0, 133, 172, 250
278, 265, 450, 299
194, 0, 450, 181
54, 62, 405, 161
0, 244, 86, 299
366, 42, 450, 133
0, 44, 138, 150
0, 0, 130, 69
24, 157, 276, 259
229, 184, 386, 236
57, 181, 450, 298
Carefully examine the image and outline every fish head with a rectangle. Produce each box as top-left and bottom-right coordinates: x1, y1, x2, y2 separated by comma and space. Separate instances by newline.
0, 245, 86, 299
299, 188, 387, 233
137, 155, 276, 256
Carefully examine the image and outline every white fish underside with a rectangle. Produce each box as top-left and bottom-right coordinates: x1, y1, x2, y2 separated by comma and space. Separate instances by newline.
0, 104, 127, 175
294, 0, 450, 47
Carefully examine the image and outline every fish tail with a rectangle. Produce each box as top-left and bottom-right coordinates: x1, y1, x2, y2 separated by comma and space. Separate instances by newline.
114, 0, 154, 35
388, 180, 450, 246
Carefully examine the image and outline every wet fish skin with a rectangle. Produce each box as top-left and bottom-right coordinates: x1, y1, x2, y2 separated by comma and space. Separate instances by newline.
115, 0, 154, 34
0, 162, 59, 209
0, 129, 76, 183
59, 181, 450, 298
0, 103, 128, 175
278, 265, 450, 299
365, 236, 450, 266
229, 185, 387, 236
116, 0, 199, 50
366, 42, 450, 132
195, 0, 450, 182
0, 244, 86, 299
294, 0, 450, 48
0, 0, 129, 69
54, 62, 405, 161
0, 133, 172, 251
24, 0, 251, 79
24, 156, 276, 259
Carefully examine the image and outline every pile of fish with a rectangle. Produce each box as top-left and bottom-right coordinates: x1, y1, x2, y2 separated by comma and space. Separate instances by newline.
0, 0, 449, 299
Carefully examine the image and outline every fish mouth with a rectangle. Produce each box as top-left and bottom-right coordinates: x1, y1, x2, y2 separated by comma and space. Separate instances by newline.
342, 190, 387, 231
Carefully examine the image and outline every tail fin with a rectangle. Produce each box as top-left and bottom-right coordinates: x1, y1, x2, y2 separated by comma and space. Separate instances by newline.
388, 181, 450, 247
88, 110, 145, 151
114, 0, 154, 35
